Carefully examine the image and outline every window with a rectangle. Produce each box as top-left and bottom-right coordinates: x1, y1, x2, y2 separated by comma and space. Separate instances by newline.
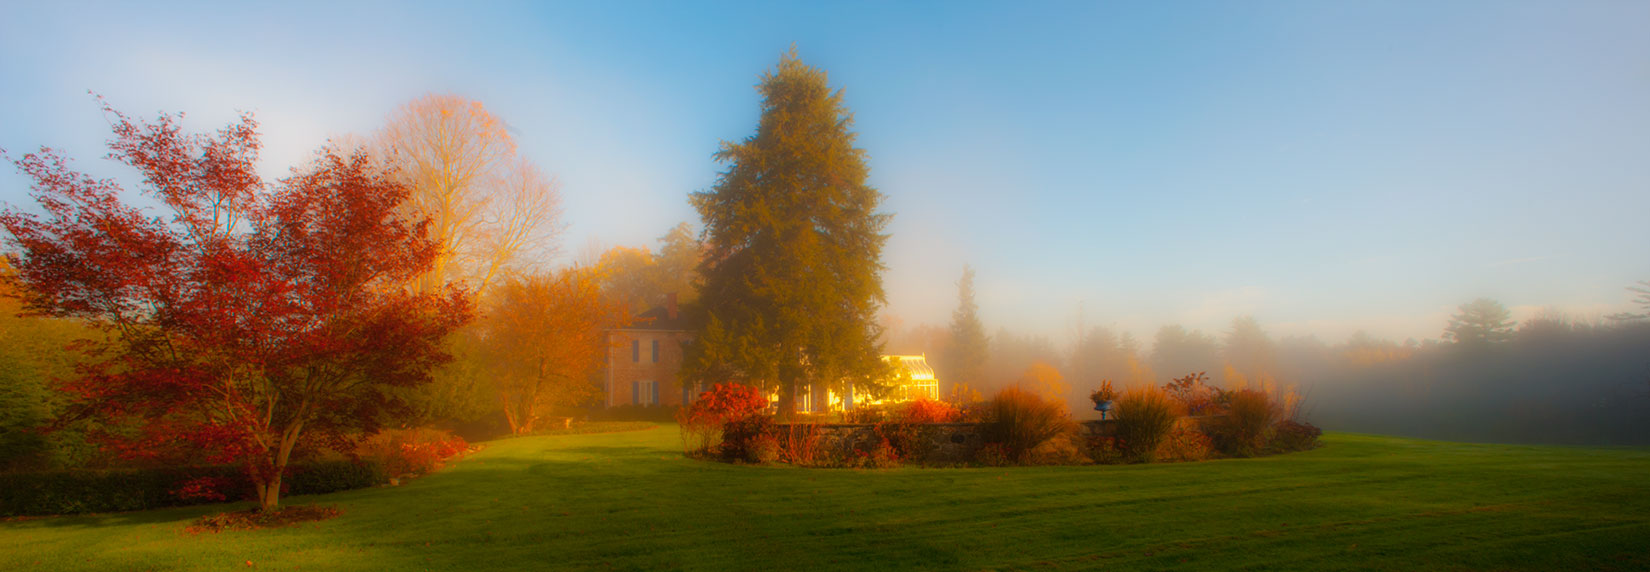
631, 339, 639, 363
634, 380, 657, 406
651, 340, 659, 363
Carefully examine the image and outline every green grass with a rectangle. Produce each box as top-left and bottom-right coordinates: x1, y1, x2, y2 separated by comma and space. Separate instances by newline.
3, 427, 1647, 571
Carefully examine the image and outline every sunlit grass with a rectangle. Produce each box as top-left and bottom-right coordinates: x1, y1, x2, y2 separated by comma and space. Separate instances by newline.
3, 427, 1647, 570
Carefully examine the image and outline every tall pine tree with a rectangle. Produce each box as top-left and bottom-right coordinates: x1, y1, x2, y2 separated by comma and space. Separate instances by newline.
682, 50, 892, 413
944, 264, 989, 393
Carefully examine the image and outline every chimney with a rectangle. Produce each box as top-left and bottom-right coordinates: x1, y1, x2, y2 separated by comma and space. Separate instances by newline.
666, 292, 678, 320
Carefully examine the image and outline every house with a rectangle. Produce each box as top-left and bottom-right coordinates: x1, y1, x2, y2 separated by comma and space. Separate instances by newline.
605, 293, 698, 407
603, 294, 941, 412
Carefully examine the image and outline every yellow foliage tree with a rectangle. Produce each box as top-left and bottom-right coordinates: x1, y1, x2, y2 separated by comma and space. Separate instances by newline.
1013, 361, 1070, 407
377, 94, 562, 297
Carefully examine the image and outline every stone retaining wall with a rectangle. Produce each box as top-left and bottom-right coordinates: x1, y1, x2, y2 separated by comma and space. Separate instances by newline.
775, 415, 1225, 464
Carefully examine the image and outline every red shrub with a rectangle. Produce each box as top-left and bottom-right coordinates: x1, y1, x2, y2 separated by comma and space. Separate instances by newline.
780, 423, 824, 466
170, 476, 234, 502
1164, 372, 1225, 416
357, 428, 469, 476
898, 399, 961, 424
678, 383, 771, 455
685, 383, 770, 426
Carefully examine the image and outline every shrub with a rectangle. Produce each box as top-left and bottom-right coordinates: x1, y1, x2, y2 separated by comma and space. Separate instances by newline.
718, 414, 776, 463
0, 460, 387, 517
974, 442, 1011, 467
1211, 389, 1280, 457
779, 423, 824, 466
981, 387, 1075, 464
1025, 434, 1090, 465
678, 383, 770, 455
1086, 436, 1127, 465
749, 435, 782, 464
841, 403, 897, 424
1163, 372, 1225, 416
1270, 420, 1322, 453
285, 460, 386, 495
1156, 425, 1214, 462
356, 428, 469, 476
591, 404, 680, 422
1112, 386, 1179, 463
898, 399, 961, 424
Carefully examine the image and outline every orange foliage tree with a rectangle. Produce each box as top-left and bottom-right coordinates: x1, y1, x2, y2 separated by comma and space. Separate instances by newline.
481, 268, 629, 434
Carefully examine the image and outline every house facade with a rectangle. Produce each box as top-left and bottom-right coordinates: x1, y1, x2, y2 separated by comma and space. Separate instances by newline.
605, 295, 700, 407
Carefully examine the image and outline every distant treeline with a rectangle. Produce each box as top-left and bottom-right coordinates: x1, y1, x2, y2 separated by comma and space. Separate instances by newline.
1301, 321, 1650, 446
887, 307, 1650, 446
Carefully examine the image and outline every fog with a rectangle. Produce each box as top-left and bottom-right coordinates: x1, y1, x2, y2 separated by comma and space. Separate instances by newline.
885, 305, 1650, 446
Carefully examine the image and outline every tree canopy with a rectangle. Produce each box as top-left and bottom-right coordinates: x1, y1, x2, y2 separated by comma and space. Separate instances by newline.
1443, 298, 1517, 348
944, 265, 989, 391
482, 268, 628, 435
0, 103, 470, 510
681, 50, 892, 412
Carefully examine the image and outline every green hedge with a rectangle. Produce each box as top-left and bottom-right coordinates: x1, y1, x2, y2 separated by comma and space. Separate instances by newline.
0, 460, 386, 517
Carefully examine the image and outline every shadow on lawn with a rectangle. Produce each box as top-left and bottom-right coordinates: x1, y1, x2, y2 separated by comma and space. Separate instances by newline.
11, 501, 248, 530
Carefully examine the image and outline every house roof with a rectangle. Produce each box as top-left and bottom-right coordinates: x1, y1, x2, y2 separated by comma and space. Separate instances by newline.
617, 305, 692, 331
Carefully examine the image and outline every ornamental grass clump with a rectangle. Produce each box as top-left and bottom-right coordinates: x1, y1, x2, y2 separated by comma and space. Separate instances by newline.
1112, 386, 1179, 463
1213, 389, 1281, 457
981, 387, 1075, 464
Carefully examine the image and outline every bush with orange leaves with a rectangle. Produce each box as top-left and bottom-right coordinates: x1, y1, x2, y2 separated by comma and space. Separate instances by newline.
676, 383, 771, 456
980, 387, 1076, 464
1155, 425, 1214, 462
1209, 389, 1280, 457
898, 399, 961, 424
355, 428, 470, 477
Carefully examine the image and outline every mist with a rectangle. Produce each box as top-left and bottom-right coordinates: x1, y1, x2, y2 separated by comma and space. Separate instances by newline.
884, 301, 1650, 446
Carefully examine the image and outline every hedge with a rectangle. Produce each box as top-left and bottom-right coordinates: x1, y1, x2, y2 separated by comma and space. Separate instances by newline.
0, 460, 387, 517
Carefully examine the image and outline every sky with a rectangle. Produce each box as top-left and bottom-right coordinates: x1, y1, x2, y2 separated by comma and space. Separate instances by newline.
2, 0, 1647, 348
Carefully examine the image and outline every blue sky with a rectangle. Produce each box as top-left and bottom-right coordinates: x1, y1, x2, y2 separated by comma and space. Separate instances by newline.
3, 0, 1647, 345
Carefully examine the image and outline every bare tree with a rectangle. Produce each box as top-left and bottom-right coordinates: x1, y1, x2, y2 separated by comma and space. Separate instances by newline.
377, 94, 562, 296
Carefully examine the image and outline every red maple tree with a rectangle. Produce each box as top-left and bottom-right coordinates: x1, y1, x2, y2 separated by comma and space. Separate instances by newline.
0, 101, 471, 510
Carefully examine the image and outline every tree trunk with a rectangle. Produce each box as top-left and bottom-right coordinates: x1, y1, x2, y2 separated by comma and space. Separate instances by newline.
254, 474, 283, 512
253, 421, 304, 512
776, 380, 797, 421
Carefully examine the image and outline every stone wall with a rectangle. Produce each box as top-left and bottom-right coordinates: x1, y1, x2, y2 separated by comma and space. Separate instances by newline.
775, 415, 1225, 464
773, 422, 988, 464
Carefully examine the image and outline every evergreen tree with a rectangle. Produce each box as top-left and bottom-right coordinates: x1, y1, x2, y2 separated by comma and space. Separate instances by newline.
1443, 298, 1517, 348
1223, 315, 1279, 380
682, 50, 892, 413
945, 265, 990, 391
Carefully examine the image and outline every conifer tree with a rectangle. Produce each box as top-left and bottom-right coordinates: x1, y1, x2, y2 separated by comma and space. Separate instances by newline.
1443, 298, 1517, 348
945, 265, 989, 391
682, 50, 891, 413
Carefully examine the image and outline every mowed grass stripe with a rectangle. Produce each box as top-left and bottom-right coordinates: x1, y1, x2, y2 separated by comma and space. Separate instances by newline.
3, 425, 1647, 571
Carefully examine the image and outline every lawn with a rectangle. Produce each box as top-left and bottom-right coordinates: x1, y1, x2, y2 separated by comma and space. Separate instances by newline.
3, 426, 1647, 571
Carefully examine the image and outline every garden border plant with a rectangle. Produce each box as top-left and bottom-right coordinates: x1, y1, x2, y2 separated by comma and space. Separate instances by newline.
677, 374, 1322, 470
